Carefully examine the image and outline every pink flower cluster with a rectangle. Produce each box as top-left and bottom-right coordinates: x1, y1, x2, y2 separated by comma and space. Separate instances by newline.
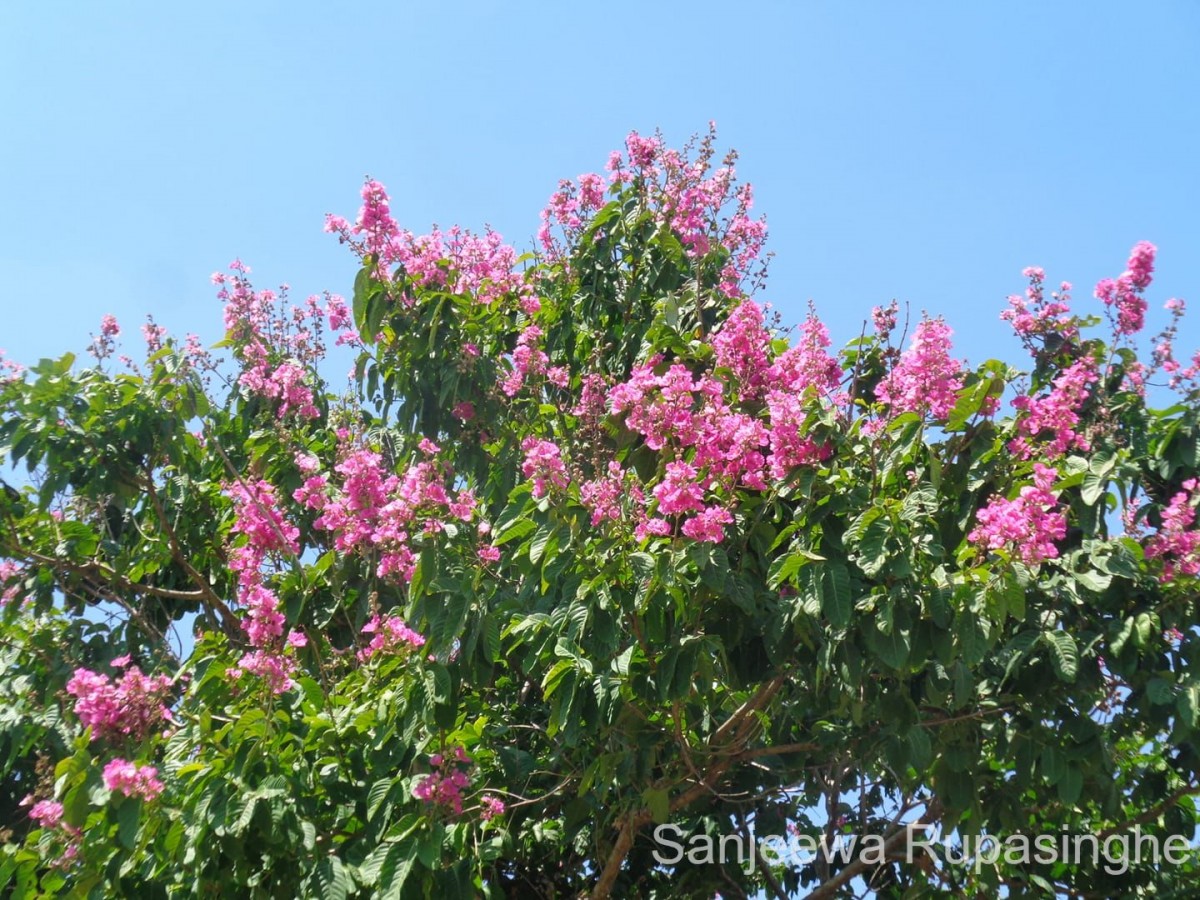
872, 301, 899, 339
600, 301, 844, 544
580, 461, 644, 527
298, 441, 475, 583
224, 478, 304, 693
1149, 298, 1200, 395
538, 128, 767, 297
328, 180, 534, 311
358, 614, 427, 662
1095, 241, 1155, 337
23, 797, 64, 829
1009, 357, 1097, 458
875, 316, 964, 420
141, 317, 168, 353
213, 264, 351, 419
764, 314, 842, 478
0, 558, 23, 606
19, 794, 81, 864
502, 325, 548, 397
480, 794, 507, 821
102, 758, 164, 802
1145, 479, 1200, 582
65, 658, 173, 742
538, 172, 610, 250
968, 464, 1067, 566
0, 348, 24, 385
1001, 267, 1078, 350
412, 745, 472, 816
521, 438, 569, 499
88, 313, 121, 361
226, 479, 298, 645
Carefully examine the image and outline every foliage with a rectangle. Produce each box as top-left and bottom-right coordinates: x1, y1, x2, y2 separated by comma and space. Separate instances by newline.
2, 127, 1200, 898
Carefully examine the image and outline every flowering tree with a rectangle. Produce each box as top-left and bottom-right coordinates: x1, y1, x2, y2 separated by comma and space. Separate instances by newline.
2, 127, 1200, 898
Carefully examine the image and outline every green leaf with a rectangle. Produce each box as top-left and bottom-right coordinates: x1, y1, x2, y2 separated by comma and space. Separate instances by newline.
493, 517, 535, 547
380, 845, 416, 900
955, 611, 988, 666
117, 797, 141, 850
313, 856, 350, 900
642, 787, 670, 824
869, 620, 910, 669
367, 778, 394, 822
767, 551, 805, 590
907, 727, 932, 770
1179, 684, 1200, 729
409, 549, 430, 603
1074, 568, 1111, 593
529, 523, 554, 565
542, 659, 573, 698
823, 563, 852, 627
1043, 631, 1078, 683
1041, 744, 1065, 786
1147, 678, 1175, 706
1081, 471, 1109, 506
1058, 765, 1083, 805
481, 614, 501, 664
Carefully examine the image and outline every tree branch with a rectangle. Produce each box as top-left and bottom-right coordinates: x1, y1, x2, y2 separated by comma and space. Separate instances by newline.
802, 798, 942, 900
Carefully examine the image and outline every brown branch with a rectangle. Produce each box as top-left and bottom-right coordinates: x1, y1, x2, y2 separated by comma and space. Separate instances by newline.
140, 469, 237, 633
714, 674, 788, 745
1097, 783, 1199, 839
18, 546, 210, 603
738, 741, 821, 760
590, 674, 790, 898
740, 811, 789, 900
802, 798, 943, 900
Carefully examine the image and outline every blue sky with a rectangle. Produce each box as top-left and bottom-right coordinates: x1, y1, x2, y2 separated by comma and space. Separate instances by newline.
2, 1, 1198, 371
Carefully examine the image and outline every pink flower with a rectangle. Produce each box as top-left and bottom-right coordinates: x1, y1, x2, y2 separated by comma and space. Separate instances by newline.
480, 794, 507, 821
1001, 267, 1077, 349
872, 301, 898, 338
24, 798, 64, 829
653, 461, 707, 515
768, 313, 843, 399
521, 438, 569, 498
102, 759, 164, 802
503, 326, 549, 397
228, 649, 296, 694
358, 614, 426, 662
412, 747, 473, 816
478, 545, 501, 564
1145, 479, 1200, 582
294, 452, 321, 475
634, 517, 673, 542
876, 316, 964, 420
968, 464, 1066, 566
225, 479, 300, 561
580, 461, 632, 526
1126, 241, 1156, 291
681, 504, 734, 543
712, 300, 772, 397
90, 314, 122, 360
1010, 357, 1097, 458
66, 665, 173, 742
0, 559, 23, 606
141, 319, 168, 352
1095, 242, 1156, 337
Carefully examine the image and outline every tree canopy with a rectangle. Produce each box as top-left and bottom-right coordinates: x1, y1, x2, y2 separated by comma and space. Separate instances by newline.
2, 128, 1200, 898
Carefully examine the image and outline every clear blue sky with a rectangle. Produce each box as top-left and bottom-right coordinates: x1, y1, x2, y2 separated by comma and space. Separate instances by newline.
2, 2, 1199, 369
